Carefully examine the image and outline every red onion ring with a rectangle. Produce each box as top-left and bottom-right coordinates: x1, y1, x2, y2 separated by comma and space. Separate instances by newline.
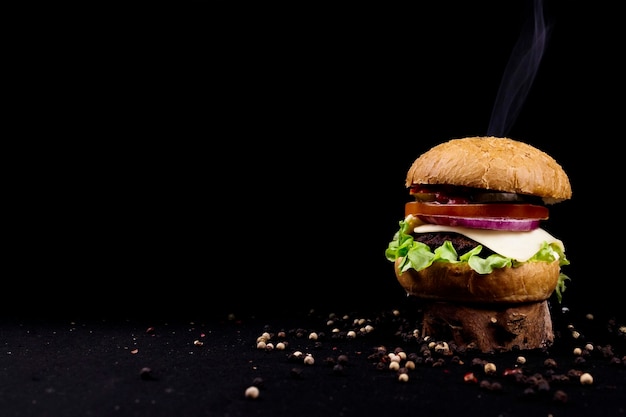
417, 215, 541, 231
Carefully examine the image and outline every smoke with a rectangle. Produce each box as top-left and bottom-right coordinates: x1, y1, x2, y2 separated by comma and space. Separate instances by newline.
487, 0, 551, 137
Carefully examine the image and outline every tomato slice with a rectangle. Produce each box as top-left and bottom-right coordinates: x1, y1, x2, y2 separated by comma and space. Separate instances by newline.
405, 201, 549, 220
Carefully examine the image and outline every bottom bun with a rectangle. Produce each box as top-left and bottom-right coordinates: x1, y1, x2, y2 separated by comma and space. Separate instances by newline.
395, 259, 560, 303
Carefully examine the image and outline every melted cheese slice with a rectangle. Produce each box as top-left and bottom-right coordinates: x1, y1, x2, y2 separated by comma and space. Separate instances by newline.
413, 224, 564, 262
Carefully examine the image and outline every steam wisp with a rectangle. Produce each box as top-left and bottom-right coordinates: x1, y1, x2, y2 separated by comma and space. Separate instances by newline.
487, 0, 551, 137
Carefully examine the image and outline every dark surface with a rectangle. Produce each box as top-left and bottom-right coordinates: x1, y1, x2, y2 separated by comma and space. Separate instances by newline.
7, 1, 625, 416
2, 300, 624, 417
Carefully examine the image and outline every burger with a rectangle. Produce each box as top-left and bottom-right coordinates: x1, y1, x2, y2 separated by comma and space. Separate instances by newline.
385, 136, 572, 351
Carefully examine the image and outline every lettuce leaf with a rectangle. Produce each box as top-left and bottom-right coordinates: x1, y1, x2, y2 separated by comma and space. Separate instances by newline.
385, 217, 571, 302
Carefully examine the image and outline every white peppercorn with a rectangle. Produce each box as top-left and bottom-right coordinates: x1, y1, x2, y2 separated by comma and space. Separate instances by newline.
580, 372, 594, 385
245, 386, 260, 399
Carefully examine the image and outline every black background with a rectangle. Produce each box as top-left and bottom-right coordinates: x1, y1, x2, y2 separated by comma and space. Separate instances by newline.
9, 1, 623, 322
